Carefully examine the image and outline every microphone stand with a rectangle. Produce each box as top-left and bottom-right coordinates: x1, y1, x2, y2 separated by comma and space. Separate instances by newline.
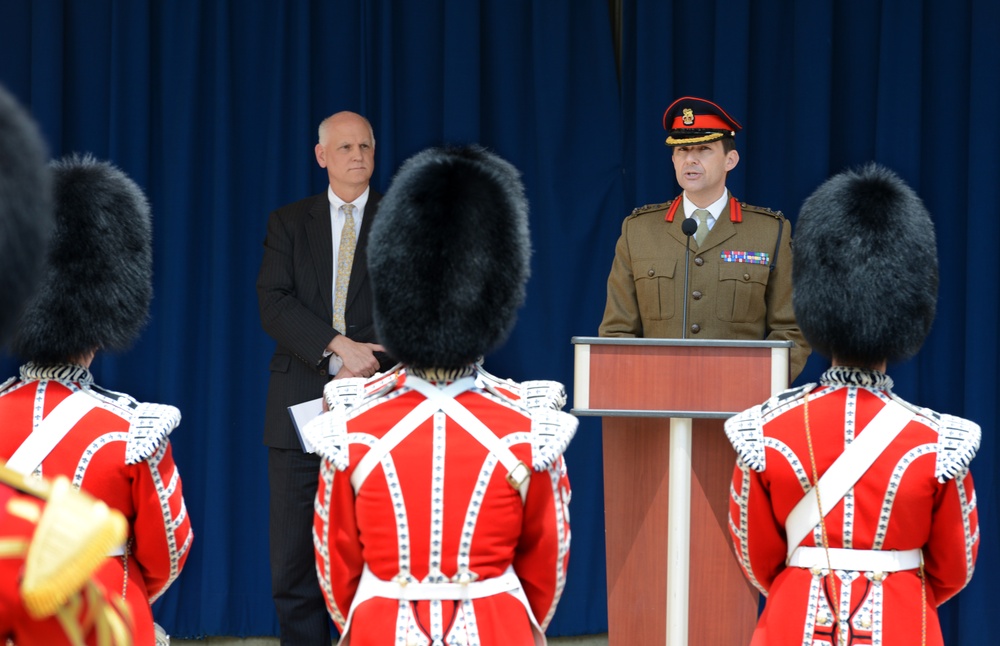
681, 217, 698, 339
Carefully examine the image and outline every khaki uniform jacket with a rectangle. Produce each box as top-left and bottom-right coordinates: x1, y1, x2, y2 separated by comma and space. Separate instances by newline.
599, 195, 810, 380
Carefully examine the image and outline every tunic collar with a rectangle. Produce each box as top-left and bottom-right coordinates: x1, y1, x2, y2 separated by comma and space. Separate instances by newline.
20, 361, 94, 384
818, 365, 894, 391
408, 364, 477, 384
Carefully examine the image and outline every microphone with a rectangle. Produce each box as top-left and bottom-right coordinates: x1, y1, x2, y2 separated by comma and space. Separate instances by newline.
680, 217, 698, 339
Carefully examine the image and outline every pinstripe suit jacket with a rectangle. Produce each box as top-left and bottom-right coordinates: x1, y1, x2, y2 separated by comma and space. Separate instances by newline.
257, 189, 393, 449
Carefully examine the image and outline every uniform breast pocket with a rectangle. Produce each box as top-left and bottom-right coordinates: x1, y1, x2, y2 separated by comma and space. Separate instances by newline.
716, 262, 769, 323
632, 258, 677, 321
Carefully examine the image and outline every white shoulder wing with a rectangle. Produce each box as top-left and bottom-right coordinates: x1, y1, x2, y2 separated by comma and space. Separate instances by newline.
529, 408, 578, 471
927, 411, 981, 481
126, 403, 181, 465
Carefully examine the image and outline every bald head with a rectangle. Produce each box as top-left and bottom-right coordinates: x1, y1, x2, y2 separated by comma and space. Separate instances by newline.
315, 112, 376, 202
318, 112, 374, 146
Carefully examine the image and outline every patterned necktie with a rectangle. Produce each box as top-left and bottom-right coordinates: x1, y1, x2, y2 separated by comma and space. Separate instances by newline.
333, 203, 357, 333
693, 209, 711, 247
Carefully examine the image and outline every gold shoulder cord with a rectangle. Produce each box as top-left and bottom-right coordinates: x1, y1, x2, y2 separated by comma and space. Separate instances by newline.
803, 392, 926, 646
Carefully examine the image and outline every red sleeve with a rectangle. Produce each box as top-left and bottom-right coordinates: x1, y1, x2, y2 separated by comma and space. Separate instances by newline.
314, 458, 364, 631
513, 455, 571, 630
924, 469, 978, 605
130, 440, 192, 601
729, 460, 787, 595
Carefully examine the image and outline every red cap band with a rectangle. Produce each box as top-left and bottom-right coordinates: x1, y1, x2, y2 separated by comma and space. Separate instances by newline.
668, 114, 734, 132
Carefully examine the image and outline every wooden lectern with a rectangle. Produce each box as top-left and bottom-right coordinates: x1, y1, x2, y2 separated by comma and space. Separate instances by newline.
572, 337, 791, 645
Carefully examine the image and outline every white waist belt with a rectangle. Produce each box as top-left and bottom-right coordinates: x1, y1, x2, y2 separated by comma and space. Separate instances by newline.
788, 547, 922, 572
358, 565, 522, 602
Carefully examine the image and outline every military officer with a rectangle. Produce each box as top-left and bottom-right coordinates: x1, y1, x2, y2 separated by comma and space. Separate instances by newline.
600, 96, 810, 380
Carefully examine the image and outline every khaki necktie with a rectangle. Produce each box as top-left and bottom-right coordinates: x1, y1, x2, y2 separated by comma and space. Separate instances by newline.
333, 204, 357, 333
693, 209, 711, 247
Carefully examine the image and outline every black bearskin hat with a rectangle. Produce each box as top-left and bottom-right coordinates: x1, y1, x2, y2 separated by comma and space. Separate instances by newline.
792, 163, 938, 366
10, 154, 153, 364
0, 85, 54, 342
368, 145, 531, 369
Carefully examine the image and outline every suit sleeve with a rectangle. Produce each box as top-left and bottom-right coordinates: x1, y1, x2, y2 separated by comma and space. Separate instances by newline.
513, 455, 571, 630
599, 217, 642, 337
257, 207, 339, 367
130, 440, 192, 602
762, 217, 810, 381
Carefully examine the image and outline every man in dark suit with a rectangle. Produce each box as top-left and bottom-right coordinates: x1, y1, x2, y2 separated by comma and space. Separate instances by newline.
257, 111, 394, 645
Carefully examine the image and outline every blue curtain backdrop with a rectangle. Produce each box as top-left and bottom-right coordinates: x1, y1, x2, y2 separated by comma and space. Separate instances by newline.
0, 0, 996, 642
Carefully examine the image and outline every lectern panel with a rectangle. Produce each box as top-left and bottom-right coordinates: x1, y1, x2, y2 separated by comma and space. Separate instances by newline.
588, 344, 775, 413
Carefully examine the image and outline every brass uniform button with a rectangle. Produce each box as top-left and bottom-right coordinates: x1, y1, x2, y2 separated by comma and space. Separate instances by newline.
647, 268, 655, 277
694, 257, 704, 266
690, 324, 701, 334
743, 272, 750, 280
692, 290, 702, 300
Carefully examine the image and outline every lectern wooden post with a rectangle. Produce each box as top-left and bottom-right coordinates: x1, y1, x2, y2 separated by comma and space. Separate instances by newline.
572, 337, 791, 645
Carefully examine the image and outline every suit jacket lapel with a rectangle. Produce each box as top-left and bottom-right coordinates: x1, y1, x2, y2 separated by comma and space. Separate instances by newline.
306, 195, 334, 323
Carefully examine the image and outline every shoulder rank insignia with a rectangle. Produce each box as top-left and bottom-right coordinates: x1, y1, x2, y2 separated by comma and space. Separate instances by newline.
529, 408, 578, 471
739, 202, 785, 221
927, 411, 982, 482
125, 403, 181, 465
629, 201, 671, 218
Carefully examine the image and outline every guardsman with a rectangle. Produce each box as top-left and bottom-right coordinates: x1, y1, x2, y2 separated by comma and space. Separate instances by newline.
600, 96, 810, 380
724, 164, 979, 645
1, 153, 193, 646
304, 146, 576, 645
0, 83, 135, 645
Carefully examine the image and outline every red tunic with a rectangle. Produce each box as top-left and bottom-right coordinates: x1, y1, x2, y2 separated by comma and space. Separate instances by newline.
0, 475, 133, 645
305, 366, 575, 646
725, 367, 979, 646
0, 363, 193, 645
